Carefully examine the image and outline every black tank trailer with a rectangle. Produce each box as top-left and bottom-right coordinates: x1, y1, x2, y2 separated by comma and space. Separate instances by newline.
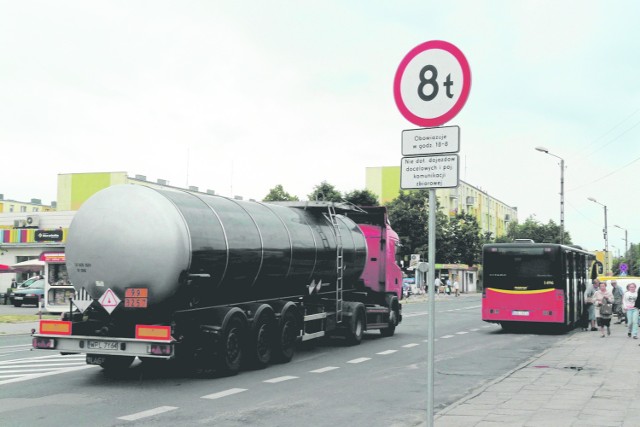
33, 185, 402, 376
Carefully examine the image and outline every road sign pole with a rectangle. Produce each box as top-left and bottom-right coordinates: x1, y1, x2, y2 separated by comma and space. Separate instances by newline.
427, 188, 436, 426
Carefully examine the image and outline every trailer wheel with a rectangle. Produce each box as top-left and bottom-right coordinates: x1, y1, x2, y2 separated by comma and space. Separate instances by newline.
380, 307, 398, 337
100, 355, 135, 373
217, 315, 245, 375
245, 311, 274, 369
273, 310, 297, 363
346, 307, 365, 345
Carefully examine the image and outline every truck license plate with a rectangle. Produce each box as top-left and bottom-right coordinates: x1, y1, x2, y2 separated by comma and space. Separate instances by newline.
86, 355, 106, 365
88, 340, 118, 350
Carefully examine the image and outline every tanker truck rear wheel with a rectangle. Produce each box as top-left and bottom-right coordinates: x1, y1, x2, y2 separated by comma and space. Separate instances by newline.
217, 316, 245, 375
245, 312, 274, 369
273, 310, 297, 363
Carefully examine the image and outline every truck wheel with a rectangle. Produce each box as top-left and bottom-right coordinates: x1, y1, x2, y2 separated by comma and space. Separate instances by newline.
100, 355, 135, 373
217, 316, 244, 375
245, 312, 273, 369
346, 308, 365, 345
380, 307, 398, 337
273, 310, 297, 363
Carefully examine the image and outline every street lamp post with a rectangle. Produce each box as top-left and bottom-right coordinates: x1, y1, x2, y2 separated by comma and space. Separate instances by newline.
614, 225, 628, 258
535, 146, 565, 245
588, 197, 609, 274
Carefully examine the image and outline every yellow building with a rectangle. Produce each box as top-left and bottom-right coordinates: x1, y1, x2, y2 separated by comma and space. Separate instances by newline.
56, 172, 219, 211
0, 195, 55, 214
366, 166, 517, 239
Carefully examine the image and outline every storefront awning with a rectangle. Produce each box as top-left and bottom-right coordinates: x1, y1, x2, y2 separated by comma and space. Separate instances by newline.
10, 259, 45, 272
0, 264, 17, 273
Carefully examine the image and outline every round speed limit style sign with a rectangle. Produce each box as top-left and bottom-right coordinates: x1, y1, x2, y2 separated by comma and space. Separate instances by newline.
394, 40, 471, 127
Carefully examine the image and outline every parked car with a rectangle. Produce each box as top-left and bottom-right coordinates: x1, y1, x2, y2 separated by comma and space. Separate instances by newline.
10, 279, 45, 307
17, 276, 42, 289
403, 277, 416, 298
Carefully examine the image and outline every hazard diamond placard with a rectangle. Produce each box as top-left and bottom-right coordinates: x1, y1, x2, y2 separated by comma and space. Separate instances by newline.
98, 288, 121, 314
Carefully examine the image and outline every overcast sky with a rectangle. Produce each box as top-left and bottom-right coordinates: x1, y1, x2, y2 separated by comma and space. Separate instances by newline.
1, 1, 639, 253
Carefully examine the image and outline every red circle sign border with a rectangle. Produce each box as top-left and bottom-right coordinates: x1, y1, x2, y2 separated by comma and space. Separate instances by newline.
393, 40, 471, 127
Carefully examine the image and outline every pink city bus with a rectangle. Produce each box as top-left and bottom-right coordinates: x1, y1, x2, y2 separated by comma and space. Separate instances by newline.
482, 242, 594, 331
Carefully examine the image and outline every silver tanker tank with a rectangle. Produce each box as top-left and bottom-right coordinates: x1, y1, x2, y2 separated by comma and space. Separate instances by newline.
66, 185, 368, 312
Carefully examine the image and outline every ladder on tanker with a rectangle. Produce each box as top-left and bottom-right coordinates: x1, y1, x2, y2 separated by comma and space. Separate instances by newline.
328, 205, 344, 323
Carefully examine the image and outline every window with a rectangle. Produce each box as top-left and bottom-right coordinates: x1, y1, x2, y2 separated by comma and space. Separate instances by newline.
20, 206, 26, 212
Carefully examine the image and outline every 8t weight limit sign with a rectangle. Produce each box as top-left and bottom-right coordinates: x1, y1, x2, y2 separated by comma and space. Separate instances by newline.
394, 40, 471, 128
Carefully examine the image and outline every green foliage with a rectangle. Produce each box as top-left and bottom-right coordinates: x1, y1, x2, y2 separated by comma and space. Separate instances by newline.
343, 189, 379, 206
386, 190, 430, 261
263, 184, 299, 202
502, 216, 572, 244
385, 193, 501, 266
444, 213, 483, 265
612, 242, 640, 276
308, 181, 342, 202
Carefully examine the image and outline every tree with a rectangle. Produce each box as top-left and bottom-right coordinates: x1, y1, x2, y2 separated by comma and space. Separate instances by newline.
308, 181, 342, 202
444, 213, 483, 265
386, 190, 429, 262
263, 184, 299, 202
343, 189, 379, 206
503, 216, 572, 244
386, 190, 449, 263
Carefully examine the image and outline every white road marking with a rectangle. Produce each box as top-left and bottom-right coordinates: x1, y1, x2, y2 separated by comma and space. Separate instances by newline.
310, 366, 339, 373
469, 328, 480, 331
402, 343, 419, 348
0, 365, 96, 386
403, 305, 480, 318
118, 406, 178, 421
377, 350, 397, 355
201, 388, 247, 400
347, 357, 371, 364
264, 375, 298, 383
440, 335, 454, 339
456, 331, 469, 335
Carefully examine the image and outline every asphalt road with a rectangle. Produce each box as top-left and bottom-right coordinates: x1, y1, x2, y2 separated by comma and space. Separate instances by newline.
0, 295, 571, 426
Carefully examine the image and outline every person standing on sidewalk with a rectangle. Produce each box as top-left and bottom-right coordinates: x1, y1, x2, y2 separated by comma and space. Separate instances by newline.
586, 279, 599, 331
594, 281, 613, 337
623, 283, 638, 339
611, 280, 625, 324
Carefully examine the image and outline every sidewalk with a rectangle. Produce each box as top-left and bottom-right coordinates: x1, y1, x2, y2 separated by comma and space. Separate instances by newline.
0, 320, 40, 335
436, 322, 640, 426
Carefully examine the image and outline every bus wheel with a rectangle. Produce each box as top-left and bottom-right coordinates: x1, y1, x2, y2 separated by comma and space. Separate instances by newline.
273, 310, 297, 363
216, 316, 245, 375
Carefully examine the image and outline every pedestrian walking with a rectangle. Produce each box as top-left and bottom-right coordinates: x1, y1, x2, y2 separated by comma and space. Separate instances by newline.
434, 276, 443, 295
594, 281, 613, 337
453, 278, 460, 297
585, 279, 599, 331
610, 280, 625, 324
624, 283, 638, 338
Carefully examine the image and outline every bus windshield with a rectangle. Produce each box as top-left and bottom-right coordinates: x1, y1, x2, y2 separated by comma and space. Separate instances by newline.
483, 246, 560, 290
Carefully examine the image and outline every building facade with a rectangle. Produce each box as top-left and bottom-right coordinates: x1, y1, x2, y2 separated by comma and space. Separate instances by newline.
0, 195, 55, 214
366, 166, 518, 240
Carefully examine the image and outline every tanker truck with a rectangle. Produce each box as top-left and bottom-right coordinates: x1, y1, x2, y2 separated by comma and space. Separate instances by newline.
32, 185, 403, 376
